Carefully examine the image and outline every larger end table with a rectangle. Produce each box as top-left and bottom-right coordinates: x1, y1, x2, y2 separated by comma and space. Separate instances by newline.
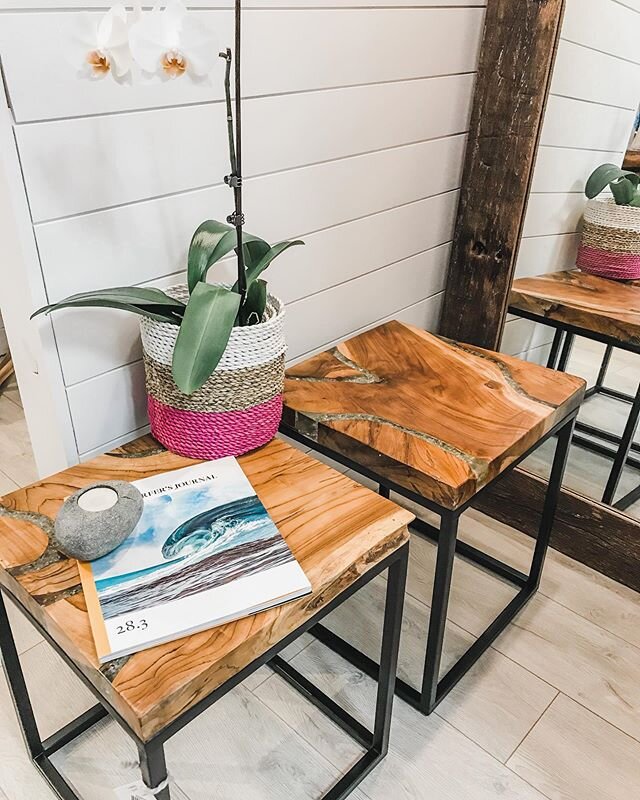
0, 437, 413, 800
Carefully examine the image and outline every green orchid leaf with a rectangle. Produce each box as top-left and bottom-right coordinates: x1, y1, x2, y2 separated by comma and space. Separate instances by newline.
232, 240, 304, 293
34, 300, 183, 325
586, 164, 640, 199
203, 230, 269, 285
242, 238, 270, 269
241, 278, 267, 325
172, 283, 241, 394
187, 220, 235, 294
586, 164, 625, 198
610, 176, 638, 206
31, 288, 185, 324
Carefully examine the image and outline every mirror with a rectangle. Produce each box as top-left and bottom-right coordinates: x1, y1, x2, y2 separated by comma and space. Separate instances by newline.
520, 110, 640, 520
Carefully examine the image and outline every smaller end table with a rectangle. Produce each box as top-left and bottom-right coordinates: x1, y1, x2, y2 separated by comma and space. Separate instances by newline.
0, 437, 413, 800
509, 268, 640, 509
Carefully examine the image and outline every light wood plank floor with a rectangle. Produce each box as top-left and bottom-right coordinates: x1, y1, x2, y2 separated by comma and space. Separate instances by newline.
1, 363, 639, 800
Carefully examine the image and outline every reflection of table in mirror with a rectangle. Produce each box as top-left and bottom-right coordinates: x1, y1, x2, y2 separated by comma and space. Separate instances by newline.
509, 269, 640, 511
623, 150, 640, 172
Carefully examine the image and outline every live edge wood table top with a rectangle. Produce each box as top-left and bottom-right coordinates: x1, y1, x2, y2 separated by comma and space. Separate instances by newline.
283, 321, 585, 510
0, 437, 413, 742
509, 269, 640, 347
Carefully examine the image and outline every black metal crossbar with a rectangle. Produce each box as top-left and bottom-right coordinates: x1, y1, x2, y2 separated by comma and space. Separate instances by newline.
0, 542, 409, 800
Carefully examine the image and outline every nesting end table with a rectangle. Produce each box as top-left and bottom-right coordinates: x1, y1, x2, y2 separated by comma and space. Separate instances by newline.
510, 268, 640, 509
0, 437, 413, 800
282, 320, 585, 714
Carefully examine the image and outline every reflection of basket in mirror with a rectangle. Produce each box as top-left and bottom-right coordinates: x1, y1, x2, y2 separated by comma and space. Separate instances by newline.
577, 198, 640, 281
141, 285, 286, 460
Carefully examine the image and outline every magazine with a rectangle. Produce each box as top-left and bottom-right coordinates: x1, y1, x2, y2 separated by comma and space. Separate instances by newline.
78, 458, 312, 663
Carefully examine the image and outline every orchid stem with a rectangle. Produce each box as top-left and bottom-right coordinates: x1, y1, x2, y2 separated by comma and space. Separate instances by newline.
233, 0, 246, 306
221, 48, 236, 176
219, 5, 246, 317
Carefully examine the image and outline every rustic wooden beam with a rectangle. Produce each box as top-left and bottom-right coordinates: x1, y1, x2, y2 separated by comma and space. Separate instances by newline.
439, 0, 565, 349
473, 467, 640, 593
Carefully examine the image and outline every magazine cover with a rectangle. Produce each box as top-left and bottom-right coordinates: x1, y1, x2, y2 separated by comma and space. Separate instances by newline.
78, 458, 311, 662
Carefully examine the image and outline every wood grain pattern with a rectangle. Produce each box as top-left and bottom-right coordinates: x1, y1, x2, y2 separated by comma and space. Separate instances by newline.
439, 0, 565, 348
0, 438, 412, 741
509, 269, 640, 347
284, 321, 584, 509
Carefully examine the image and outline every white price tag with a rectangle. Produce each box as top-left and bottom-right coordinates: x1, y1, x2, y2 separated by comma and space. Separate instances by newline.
114, 777, 170, 800
114, 782, 150, 800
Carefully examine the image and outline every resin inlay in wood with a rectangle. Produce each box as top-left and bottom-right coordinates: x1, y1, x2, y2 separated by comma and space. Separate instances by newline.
284, 321, 585, 509
0, 438, 412, 741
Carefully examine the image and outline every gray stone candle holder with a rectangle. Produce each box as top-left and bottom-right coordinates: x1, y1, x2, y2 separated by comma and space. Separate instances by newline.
54, 480, 144, 562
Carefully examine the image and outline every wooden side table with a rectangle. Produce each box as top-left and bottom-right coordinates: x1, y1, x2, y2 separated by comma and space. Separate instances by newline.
0, 437, 413, 800
509, 268, 640, 509
282, 320, 584, 715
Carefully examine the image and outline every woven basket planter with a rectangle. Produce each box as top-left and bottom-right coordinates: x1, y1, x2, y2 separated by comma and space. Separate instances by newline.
577, 198, 640, 280
140, 285, 286, 460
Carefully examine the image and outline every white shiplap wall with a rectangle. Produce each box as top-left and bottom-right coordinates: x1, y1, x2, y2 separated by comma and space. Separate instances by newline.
0, 2, 486, 472
501, 0, 640, 365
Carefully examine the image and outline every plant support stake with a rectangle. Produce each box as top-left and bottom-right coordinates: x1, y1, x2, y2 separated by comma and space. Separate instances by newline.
222, 1, 246, 302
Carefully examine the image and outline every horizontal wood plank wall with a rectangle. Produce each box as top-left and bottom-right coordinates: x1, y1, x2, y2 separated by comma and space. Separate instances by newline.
501, 0, 640, 363
0, 4, 485, 462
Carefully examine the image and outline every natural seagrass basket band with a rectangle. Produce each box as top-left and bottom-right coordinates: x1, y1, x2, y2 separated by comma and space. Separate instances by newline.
582, 219, 640, 254
578, 198, 640, 281
144, 352, 285, 413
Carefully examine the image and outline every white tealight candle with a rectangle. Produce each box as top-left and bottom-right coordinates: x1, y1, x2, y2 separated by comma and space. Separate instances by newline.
77, 486, 119, 513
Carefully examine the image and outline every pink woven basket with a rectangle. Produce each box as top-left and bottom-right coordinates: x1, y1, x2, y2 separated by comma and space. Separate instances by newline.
577, 198, 640, 281
140, 285, 286, 459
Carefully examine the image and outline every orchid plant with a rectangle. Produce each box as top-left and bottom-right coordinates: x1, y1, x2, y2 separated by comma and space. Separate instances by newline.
35, 2, 303, 395
586, 163, 640, 207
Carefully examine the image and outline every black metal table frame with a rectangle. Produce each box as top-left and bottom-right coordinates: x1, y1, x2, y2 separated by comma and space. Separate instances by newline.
0, 541, 408, 800
281, 410, 576, 716
510, 305, 640, 511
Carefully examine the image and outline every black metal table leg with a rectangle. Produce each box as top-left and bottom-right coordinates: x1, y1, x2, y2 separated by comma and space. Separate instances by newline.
372, 551, 407, 756
595, 344, 614, 391
557, 331, 574, 372
138, 739, 171, 800
528, 414, 575, 589
546, 329, 565, 370
0, 592, 83, 800
602, 385, 640, 506
319, 547, 408, 800
421, 511, 459, 713
0, 592, 44, 759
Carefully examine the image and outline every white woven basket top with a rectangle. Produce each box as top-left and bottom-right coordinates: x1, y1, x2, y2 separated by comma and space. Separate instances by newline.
584, 197, 640, 233
140, 284, 286, 371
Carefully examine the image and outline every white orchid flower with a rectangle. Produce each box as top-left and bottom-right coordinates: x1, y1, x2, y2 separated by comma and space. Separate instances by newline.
129, 1, 218, 79
74, 4, 132, 80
